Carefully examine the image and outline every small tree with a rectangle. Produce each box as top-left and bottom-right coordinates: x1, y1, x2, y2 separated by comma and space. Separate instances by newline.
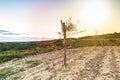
58, 18, 79, 67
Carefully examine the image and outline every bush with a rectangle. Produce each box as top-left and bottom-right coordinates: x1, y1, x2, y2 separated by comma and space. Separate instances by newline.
46, 44, 58, 52
0, 53, 22, 63
35, 47, 42, 54
0, 50, 34, 63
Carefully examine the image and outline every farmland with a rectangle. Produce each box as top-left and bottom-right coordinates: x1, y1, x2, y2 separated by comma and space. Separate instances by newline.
0, 46, 120, 80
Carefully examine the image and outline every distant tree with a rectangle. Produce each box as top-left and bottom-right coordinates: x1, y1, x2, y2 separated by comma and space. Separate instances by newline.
58, 18, 82, 67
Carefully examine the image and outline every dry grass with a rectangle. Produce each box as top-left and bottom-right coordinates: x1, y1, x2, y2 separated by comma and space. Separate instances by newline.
0, 46, 120, 80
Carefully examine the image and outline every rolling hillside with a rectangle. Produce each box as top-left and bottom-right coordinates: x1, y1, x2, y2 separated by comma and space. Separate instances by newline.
0, 47, 120, 80
0, 32, 120, 80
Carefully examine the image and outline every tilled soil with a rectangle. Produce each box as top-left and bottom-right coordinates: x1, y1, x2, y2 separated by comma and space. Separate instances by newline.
0, 46, 120, 80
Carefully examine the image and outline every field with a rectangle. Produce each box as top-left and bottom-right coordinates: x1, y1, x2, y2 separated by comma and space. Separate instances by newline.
0, 46, 120, 80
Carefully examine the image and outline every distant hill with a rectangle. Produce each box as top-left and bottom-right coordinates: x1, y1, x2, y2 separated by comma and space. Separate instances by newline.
0, 32, 120, 52
0, 32, 120, 64
80, 32, 120, 39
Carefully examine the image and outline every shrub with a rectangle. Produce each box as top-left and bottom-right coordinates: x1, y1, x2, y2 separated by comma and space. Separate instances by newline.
0, 53, 23, 63
0, 50, 34, 63
35, 47, 41, 53
46, 44, 58, 52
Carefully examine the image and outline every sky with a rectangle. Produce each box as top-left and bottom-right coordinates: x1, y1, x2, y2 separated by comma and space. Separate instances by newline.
0, 0, 120, 42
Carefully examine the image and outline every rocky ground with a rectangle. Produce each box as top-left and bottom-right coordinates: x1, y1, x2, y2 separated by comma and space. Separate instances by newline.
0, 46, 120, 80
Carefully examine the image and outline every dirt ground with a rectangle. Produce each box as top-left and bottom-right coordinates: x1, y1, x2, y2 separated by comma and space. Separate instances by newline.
0, 46, 120, 80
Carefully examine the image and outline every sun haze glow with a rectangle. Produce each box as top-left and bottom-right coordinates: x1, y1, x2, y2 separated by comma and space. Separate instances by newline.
77, 0, 111, 31
0, 0, 120, 41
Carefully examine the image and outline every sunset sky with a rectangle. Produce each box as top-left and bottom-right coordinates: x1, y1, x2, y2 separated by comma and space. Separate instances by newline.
0, 0, 120, 41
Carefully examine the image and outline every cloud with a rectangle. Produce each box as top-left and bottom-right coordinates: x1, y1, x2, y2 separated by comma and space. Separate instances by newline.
0, 30, 32, 42
0, 36, 54, 42
0, 30, 9, 33
0, 30, 27, 35
0, 37, 35, 42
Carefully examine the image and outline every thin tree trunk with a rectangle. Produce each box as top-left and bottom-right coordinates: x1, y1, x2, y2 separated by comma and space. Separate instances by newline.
63, 31, 67, 67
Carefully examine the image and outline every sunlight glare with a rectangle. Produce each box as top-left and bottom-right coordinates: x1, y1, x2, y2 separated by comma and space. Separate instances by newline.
79, 0, 111, 30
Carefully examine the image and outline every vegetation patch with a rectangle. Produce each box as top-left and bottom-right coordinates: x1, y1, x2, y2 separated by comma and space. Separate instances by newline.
0, 50, 34, 64
0, 67, 25, 79
0, 32, 120, 64
25, 60, 41, 68
78, 54, 83, 60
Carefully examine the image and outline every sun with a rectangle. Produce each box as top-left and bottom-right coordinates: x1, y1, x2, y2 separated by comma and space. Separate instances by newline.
78, 0, 111, 30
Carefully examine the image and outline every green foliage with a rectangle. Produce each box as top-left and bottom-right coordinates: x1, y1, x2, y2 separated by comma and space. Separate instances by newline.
0, 42, 31, 52
0, 67, 15, 79
35, 47, 41, 53
67, 37, 120, 48
60, 18, 77, 35
0, 67, 24, 79
25, 60, 41, 67
0, 53, 22, 63
0, 50, 34, 63
46, 44, 58, 52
